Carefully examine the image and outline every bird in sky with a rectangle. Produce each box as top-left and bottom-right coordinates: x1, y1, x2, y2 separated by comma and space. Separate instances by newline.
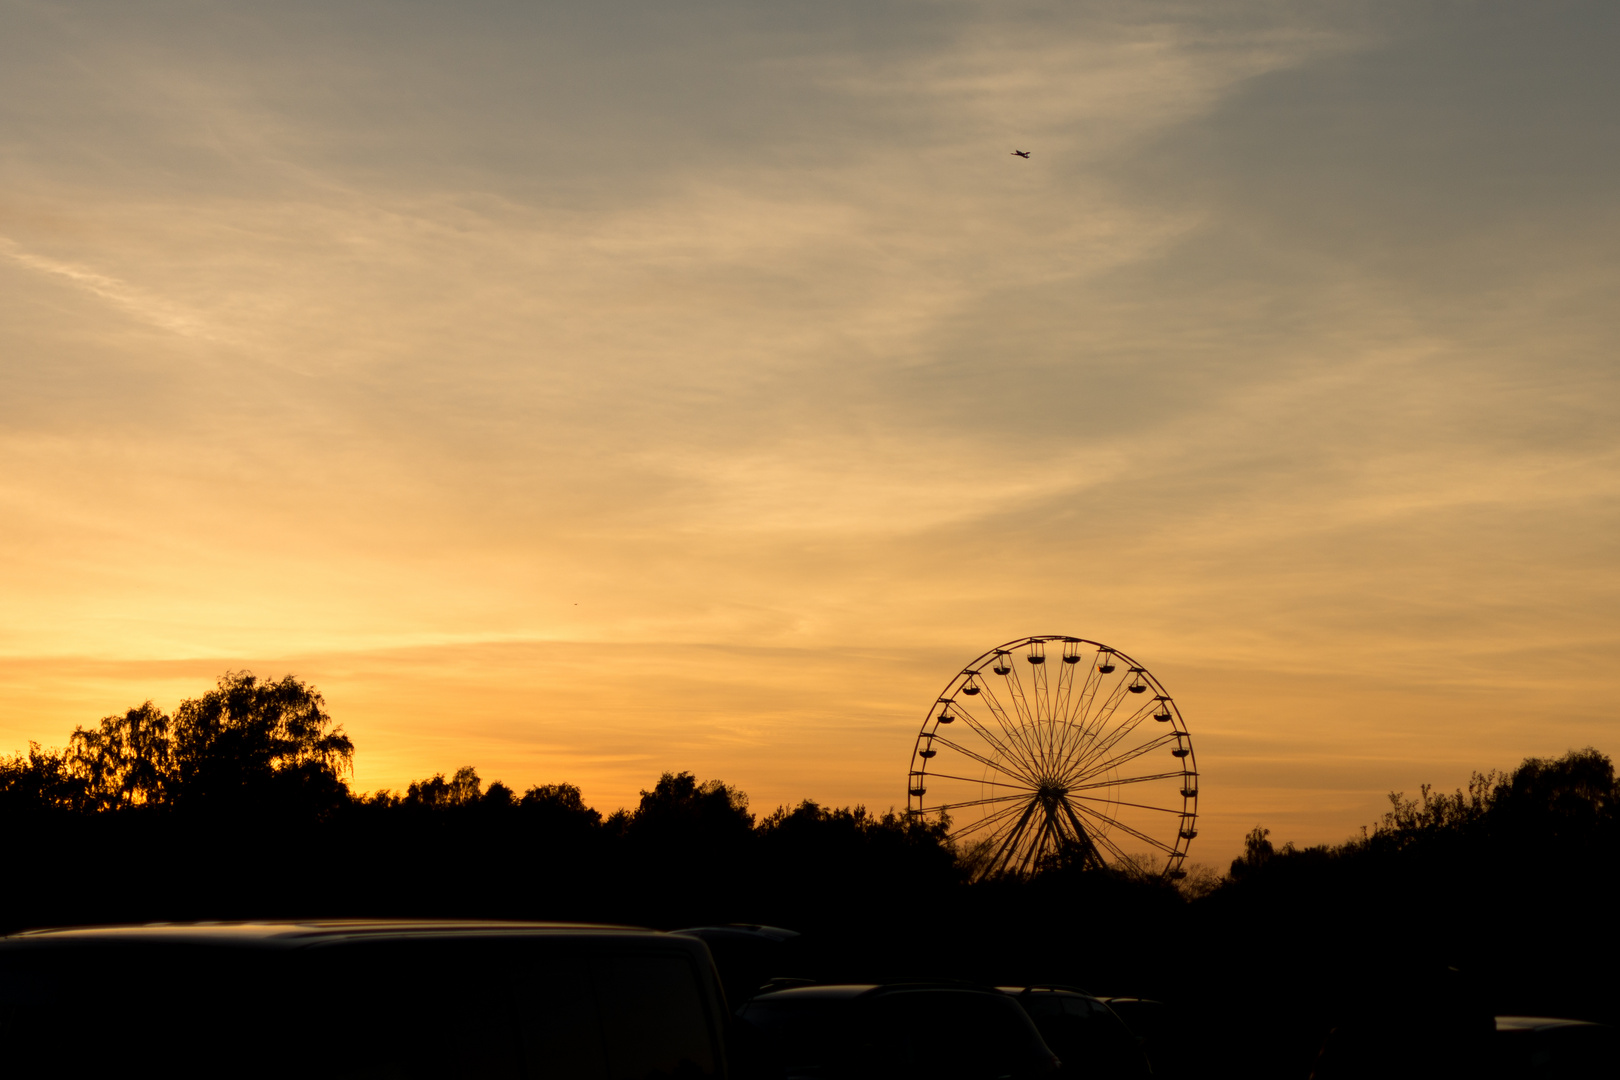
1011, 150, 1031, 158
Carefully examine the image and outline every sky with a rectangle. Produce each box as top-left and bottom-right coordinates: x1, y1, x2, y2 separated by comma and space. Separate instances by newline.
3, 0, 1617, 868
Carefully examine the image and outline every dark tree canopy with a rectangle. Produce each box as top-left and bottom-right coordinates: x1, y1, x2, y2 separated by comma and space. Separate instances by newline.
0, 742, 82, 816
404, 765, 486, 809
629, 771, 754, 842
521, 782, 602, 829
55, 671, 354, 815
67, 701, 172, 811
171, 671, 353, 807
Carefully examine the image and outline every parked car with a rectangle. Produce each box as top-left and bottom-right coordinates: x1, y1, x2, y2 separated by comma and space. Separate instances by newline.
1096, 997, 1186, 1077
1493, 1016, 1615, 1078
0, 920, 730, 1079
737, 982, 1061, 1080
673, 924, 805, 1007
1000, 986, 1153, 1077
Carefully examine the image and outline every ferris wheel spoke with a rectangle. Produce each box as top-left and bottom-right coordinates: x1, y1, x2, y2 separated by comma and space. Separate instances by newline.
1068, 792, 1189, 815
1011, 807, 1051, 876
1058, 798, 1103, 865
1063, 653, 1104, 754
1073, 660, 1124, 727
927, 792, 1037, 814
1067, 735, 1178, 788
1028, 660, 1050, 758
950, 805, 1030, 846
985, 798, 1041, 875
1062, 646, 1107, 747
918, 771, 1037, 790
1053, 713, 1126, 781
1047, 803, 1086, 863
1065, 660, 1104, 732
1069, 809, 1159, 866
1065, 698, 1164, 780
1078, 820, 1134, 866
1051, 719, 1105, 781
1064, 650, 1103, 726
1018, 813, 1056, 876
1030, 650, 1050, 727
929, 732, 1038, 785
1056, 693, 1121, 777
1071, 801, 1180, 856
1078, 674, 1138, 748
1079, 686, 1159, 746
970, 679, 1048, 771
1042, 657, 1072, 760
978, 650, 1030, 751
942, 708, 1040, 780
1010, 819, 1042, 876
1065, 730, 1182, 786
1057, 798, 1086, 843
1051, 651, 1074, 737
1000, 658, 1037, 730
1067, 770, 1188, 793
954, 796, 1036, 840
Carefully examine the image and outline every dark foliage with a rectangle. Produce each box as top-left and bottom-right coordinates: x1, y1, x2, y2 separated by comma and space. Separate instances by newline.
55, 672, 353, 818
4, 672, 1617, 1079
1186, 748, 1620, 1078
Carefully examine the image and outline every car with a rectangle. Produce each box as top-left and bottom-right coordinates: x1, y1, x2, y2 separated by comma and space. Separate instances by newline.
1000, 986, 1154, 1077
0, 920, 731, 1079
736, 981, 1061, 1080
673, 924, 806, 1007
1493, 1016, 1615, 1077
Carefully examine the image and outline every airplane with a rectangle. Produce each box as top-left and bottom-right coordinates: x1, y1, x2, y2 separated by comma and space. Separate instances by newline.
1011, 150, 1031, 158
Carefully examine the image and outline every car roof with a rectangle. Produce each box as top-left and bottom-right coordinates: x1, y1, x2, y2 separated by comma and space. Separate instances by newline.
749, 982, 1005, 1002
998, 985, 1099, 999
1495, 1016, 1607, 1033
0, 920, 661, 951
672, 924, 800, 943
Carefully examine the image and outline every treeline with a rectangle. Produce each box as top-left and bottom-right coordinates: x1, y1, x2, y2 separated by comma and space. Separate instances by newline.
0, 672, 965, 944
5, 671, 1618, 1079
1229, 745, 1619, 880
1189, 747, 1620, 1076
4, 672, 353, 817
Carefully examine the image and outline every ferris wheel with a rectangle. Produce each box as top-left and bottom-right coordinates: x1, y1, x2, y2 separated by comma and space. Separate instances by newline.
907, 635, 1197, 879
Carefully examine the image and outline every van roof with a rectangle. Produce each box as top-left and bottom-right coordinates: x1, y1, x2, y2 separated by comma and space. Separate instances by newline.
1495, 1016, 1606, 1033
750, 982, 1004, 1002
2, 920, 655, 949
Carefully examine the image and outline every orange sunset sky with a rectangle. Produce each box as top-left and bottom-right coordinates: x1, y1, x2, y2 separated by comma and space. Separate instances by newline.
3, 1, 1617, 868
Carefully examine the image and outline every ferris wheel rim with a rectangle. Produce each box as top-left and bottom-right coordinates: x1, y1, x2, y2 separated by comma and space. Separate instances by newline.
906, 634, 1197, 879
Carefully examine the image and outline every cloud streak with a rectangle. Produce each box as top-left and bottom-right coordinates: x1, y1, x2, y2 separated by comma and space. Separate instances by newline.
0, 238, 220, 339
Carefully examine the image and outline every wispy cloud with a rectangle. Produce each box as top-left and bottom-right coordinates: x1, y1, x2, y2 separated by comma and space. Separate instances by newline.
1, 237, 220, 340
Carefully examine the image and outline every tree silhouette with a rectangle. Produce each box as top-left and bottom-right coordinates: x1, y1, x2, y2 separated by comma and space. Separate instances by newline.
0, 742, 83, 816
169, 671, 353, 813
406, 765, 485, 808
630, 771, 753, 841
1490, 746, 1615, 839
1227, 826, 1275, 879
521, 782, 602, 829
67, 701, 172, 810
